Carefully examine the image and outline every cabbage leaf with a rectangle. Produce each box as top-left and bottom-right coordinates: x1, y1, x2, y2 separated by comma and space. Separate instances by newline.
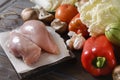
78, 0, 120, 36
30, 0, 78, 12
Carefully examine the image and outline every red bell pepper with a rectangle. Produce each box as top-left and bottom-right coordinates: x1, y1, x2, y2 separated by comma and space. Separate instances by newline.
81, 35, 116, 76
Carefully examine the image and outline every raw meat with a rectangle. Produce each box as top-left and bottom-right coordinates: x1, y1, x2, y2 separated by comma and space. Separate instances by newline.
9, 31, 41, 65
19, 20, 59, 54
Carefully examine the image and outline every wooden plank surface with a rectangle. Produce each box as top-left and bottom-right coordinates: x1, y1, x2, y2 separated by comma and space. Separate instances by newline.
0, 0, 114, 80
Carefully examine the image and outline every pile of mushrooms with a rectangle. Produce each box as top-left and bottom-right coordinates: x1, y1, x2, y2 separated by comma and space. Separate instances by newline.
21, 7, 54, 23
21, 6, 67, 34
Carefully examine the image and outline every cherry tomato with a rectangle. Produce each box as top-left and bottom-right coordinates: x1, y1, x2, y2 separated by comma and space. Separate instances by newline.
55, 4, 78, 24
69, 13, 89, 38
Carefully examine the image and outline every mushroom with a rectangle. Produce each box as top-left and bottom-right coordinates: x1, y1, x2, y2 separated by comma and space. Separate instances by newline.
21, 7, 54, 23
21, 8, 38, 21
51, 18, 67, 34
113, 65, 120, 80
38, 7, 55, 24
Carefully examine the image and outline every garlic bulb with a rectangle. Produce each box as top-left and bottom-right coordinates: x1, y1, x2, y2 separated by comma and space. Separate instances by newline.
66, 32, 86, 50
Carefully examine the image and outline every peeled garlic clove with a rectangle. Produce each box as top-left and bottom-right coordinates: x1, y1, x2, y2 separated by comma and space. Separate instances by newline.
66, 39, 74, 50
67, 31, 76, 37
73, 35, 86, 50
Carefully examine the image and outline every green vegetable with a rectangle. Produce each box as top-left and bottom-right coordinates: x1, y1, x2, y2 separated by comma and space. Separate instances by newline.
77, 0, 120, 36
105, 23, 120, 46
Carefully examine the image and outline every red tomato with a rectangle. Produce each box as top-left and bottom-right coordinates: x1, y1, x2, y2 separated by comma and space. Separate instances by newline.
55, 4, 78, 24
69, 13, 89, 38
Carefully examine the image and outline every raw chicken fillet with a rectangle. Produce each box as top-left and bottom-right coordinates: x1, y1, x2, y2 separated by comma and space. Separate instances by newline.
8, 20, 59, 65
9, 31, 41, 65
19, 20, 59, 54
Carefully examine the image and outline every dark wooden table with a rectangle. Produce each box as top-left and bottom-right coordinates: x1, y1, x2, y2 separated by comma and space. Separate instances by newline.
0, 0, 113, 80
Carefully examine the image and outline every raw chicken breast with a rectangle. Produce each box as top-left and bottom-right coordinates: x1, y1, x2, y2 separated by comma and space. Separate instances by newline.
19, 20, 59, 54
9, 31, 41, 65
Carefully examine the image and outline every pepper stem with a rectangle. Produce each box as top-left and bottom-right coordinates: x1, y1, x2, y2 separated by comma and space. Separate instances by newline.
96, 57, 106, 68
